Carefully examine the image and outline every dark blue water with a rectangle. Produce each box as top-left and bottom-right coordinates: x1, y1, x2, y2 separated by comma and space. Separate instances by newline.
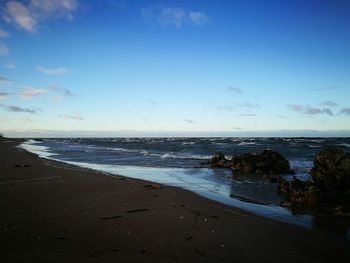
20, 137, 350, 236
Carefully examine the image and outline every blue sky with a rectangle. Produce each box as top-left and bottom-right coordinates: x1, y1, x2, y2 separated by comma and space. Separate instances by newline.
0, 0, 350, 137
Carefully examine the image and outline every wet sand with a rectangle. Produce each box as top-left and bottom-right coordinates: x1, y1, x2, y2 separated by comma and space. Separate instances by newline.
0, 138, 349, 262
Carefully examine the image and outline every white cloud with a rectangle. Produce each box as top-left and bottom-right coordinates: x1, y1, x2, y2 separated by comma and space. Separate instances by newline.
0, 92, 8, 100
3, 63, 15, 69
319, 100, 338, 107
64, 113, 83, 120
19, 87, 51, 99
189, 11, 209, 26
142, 7, 209, 28
0, 76, 12, 85
0, 28, 9, 38
287, 104, 333, 116
30, 0, 78, 20
37, 65, 70, 76
0, 104, 41, 114
2, 0, 78, 32
217, 102, 261, 113
339, 108, 350, 116
184, 118, 196, 124
17, 85, 75, 100
240, 102, 260, 109
3, 1, 37, 32
158, 8, 187, 28
54, 95, 64, 101
227, 86, 242, 94
49, 85, 75, 101
0, 42, 9, 56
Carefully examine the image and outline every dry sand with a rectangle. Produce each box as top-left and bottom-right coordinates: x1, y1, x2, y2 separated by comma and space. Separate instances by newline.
0, 138, 349, 262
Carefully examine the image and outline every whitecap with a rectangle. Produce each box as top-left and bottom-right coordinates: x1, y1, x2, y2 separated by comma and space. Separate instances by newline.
338, 143, 350, 148
238, 142, 256, 146
160, 152, 211, 160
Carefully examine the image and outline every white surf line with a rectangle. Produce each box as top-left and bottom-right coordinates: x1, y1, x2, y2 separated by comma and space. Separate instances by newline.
0, 176, 63, 185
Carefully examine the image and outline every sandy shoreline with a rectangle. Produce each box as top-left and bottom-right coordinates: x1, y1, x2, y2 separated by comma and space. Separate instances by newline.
0, 138, 349, 262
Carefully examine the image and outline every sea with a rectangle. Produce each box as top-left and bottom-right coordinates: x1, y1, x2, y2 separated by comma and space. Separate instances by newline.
19, 137, 350, 236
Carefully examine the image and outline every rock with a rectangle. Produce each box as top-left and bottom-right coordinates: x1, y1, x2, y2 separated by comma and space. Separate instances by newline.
278, 147, 350, 213
278, 177, 322, 207
230, 150, 291, 175
207, 152, 230, 168
207, 150, 291, 176
310, 147, 350, 193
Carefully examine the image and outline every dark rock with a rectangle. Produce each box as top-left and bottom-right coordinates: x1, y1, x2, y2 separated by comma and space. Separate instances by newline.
230, 150, 291, 175
207, 152, 230, 168
310, 147, 350, 193
278, 177, 322, 207
278, 147, 350, 213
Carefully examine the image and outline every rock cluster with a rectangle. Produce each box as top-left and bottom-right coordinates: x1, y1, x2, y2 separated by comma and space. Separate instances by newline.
208, 152, 230, 168
208, 150, 292, 175
278, 147, 350, 214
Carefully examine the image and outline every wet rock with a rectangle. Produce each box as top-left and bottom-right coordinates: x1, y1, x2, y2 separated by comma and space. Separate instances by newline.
310, 147, 350, 193
207, 152, 230, 168
278, 147, 350, 213
278, 177, 322, 207
208, 150, 292, 176
230, 150, 291, 175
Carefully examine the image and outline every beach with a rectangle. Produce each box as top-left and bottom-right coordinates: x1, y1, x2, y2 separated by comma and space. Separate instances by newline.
0, 138, 349, 262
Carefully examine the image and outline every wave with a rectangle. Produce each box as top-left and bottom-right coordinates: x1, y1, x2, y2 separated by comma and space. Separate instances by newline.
109, 147, 211, 160
338, 143, 350, 148
237, 142, 256, 146
160, 153, 212, 160
182, 142, 195, 145
109, 147, 142, 153
18, 140, 57, 158
308, 145, 321, 148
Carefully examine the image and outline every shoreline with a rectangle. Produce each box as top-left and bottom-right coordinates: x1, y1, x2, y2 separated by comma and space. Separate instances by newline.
18, 139, 314, 228
1, 138, 349, 262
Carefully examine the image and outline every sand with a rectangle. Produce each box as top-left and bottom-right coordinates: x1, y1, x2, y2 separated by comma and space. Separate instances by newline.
0, 138, 349, 262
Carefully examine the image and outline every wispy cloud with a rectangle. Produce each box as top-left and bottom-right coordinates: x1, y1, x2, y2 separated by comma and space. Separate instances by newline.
63, 113, 84, 120
0, 28, 9, 38
310, 86, 343, 91
17, 85, 75, 100
184, 118, 196, 124
339, 108, 350, 116
188, 11, 209, 26
37, 65, 70, 76
2, 1, 37, 32
217, 102, 260, 113
0, 104, 41, 114
0, 42, 9, 56
142, 7, 209, 28
240, 102, 260, 109
0, 92, 9, 100
319, 100, 338, 107
3, 62, 15, 69
50, 85, 76, 101
287, 104, 333, 116
147, 99, 157, 106
322, 108, 334, 116
19, 87, 51, 99
2, 0, 79, 33
0, 76, 12, 85
237, 113, 257, 117
227, 86, 242, 94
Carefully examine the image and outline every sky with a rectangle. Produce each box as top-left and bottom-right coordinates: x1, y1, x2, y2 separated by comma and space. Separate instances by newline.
0, 0, 350, 137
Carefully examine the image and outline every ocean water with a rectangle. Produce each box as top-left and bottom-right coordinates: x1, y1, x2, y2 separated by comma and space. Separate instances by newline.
20, 137, 350, 235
